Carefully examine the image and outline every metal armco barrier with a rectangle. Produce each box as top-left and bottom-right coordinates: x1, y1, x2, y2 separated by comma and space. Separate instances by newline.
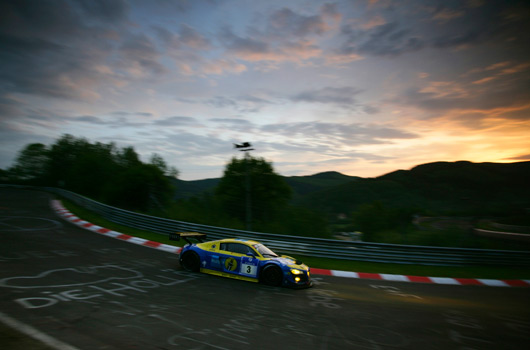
8, 185, 529, 267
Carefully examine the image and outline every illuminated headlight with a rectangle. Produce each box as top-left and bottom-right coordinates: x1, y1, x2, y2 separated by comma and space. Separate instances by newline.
290, 269, 303, 275
294, 277, 301, 282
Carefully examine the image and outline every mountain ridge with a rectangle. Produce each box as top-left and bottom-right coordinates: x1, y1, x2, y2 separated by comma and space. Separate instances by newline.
172, 161, 530, 217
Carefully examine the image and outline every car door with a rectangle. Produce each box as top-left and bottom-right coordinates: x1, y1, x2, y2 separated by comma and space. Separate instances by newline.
218, 242, 258, 278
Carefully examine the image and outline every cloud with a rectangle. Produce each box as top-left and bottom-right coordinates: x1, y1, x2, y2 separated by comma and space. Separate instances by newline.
210, 118, 255, 128
153, 23, 211, 51
0, 0, 131, 101
110, 111, 153, 117
268, 4, 339, 37
206, 94, 274, 113
218, 26, 273, 61
201, 86, 366, 112
77, 0, 129, 22
218, 4, 339, 64
359, 15, 387, 30
119, 33, 166, 77
154, 116, 200, 127
179, 24, 212, 49
290, 86, 363, 107
338, 21, 424, 57
401, 60, 530, 120
201, 59, 247, 75
505, 154, 530, 161
260, 121, 418, 146
335, 0, 530, 58
432, 8, 465, 22
75, 115, 106, 124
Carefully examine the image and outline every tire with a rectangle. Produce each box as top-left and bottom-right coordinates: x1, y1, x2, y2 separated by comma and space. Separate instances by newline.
180, 251, 200, 272
260, 265, 283, 286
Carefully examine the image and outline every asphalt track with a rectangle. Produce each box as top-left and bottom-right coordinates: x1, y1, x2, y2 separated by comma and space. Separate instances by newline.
0, 188, 529, 349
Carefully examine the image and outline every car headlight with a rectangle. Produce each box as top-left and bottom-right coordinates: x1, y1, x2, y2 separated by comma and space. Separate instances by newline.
290, 269, 303, 275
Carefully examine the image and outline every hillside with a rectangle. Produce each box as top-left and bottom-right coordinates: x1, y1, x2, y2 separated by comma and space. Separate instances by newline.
295, 161, 530, 217
171, 161, 530, 219
172, 170, 357, 200
284, 171, 358, 199
171, 177, 220, 200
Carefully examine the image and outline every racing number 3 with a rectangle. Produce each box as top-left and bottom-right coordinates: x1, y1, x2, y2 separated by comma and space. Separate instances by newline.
241, 263, 257, 276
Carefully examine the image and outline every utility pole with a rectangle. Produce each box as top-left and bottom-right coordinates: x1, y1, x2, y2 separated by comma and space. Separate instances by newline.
234, 142, 254, 230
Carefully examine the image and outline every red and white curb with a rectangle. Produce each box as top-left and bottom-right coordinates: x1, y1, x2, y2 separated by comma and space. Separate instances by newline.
52, 200, 530, 288
51, 200, 182, 255
309, 268, 530, 287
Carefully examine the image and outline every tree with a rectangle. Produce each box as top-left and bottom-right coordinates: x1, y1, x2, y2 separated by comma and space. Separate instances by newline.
150, 153, 179, 178
216, 155, 292, 227
7, 135, 177, 211
352, 201, 414, 242
9, 143, 49, 183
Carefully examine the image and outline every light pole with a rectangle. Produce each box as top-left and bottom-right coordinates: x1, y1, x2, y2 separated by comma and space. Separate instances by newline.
234, 142, 254, 230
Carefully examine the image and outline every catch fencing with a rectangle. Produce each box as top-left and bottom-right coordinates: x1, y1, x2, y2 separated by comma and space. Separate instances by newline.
12, 185, 530, 267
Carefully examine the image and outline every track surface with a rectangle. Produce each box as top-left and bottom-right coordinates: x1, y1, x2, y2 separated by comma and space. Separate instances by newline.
1, 188, 529, 349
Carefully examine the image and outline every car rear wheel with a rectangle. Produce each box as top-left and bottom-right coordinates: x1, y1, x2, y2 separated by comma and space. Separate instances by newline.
260, 265, 282, 286
180, 251, 200, 272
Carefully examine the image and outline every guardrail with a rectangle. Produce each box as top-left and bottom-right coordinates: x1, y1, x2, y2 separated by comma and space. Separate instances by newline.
4, 185, 530, 267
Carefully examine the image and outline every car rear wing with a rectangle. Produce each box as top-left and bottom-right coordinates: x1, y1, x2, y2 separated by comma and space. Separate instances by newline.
169, 231, 207, 245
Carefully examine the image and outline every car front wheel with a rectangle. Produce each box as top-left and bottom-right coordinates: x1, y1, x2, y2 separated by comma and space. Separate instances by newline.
260, 265, 282, 286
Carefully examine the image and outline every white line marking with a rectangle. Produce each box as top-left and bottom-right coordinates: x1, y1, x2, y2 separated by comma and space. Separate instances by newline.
0, 312, 81, 350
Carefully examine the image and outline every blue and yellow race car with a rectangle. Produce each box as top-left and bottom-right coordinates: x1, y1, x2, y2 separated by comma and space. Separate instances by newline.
172, 232, 312, 288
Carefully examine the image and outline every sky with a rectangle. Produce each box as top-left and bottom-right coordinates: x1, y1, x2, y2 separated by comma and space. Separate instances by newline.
1, 0, 529, 181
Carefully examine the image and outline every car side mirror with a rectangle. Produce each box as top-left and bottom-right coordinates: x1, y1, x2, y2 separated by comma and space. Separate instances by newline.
246, 252, 256, 258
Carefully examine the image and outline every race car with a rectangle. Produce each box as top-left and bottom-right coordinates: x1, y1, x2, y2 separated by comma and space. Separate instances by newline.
171, 232, 312, 288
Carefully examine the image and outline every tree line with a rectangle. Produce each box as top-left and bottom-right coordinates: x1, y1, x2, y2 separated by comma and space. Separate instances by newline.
2, 135, 329, 237
3, 135, 176, 211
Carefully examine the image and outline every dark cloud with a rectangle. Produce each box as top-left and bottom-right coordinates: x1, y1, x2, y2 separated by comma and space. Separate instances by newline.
0, 0, 131, 101
210, 118, 255, 127
75, 116, 105, 124
218, 4, 338, 63
506, 154, 530, 161
119, 33, 166, 75
154, 116, 199, 126
336, 0, 530, 58
110, 111, 153, 117
179, 24, 211, 49
72, 114, 151, 127
269, 8, 328, 37
401, 60, 530, 119
0, 35, 89, 99
267, 3, 341, 38
153, 24, 211, 51
219, 26, 270, 57
291, 86, 363, 107
0, 95, 23, 119
355, 22, 424, 56
77, 0, 128, 22
206, 94, 273, 113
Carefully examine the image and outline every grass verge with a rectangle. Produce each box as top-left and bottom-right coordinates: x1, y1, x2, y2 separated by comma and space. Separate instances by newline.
59, 198, 530, 280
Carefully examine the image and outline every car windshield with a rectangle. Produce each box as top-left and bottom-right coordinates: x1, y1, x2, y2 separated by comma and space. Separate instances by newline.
253, 244, 278, 258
